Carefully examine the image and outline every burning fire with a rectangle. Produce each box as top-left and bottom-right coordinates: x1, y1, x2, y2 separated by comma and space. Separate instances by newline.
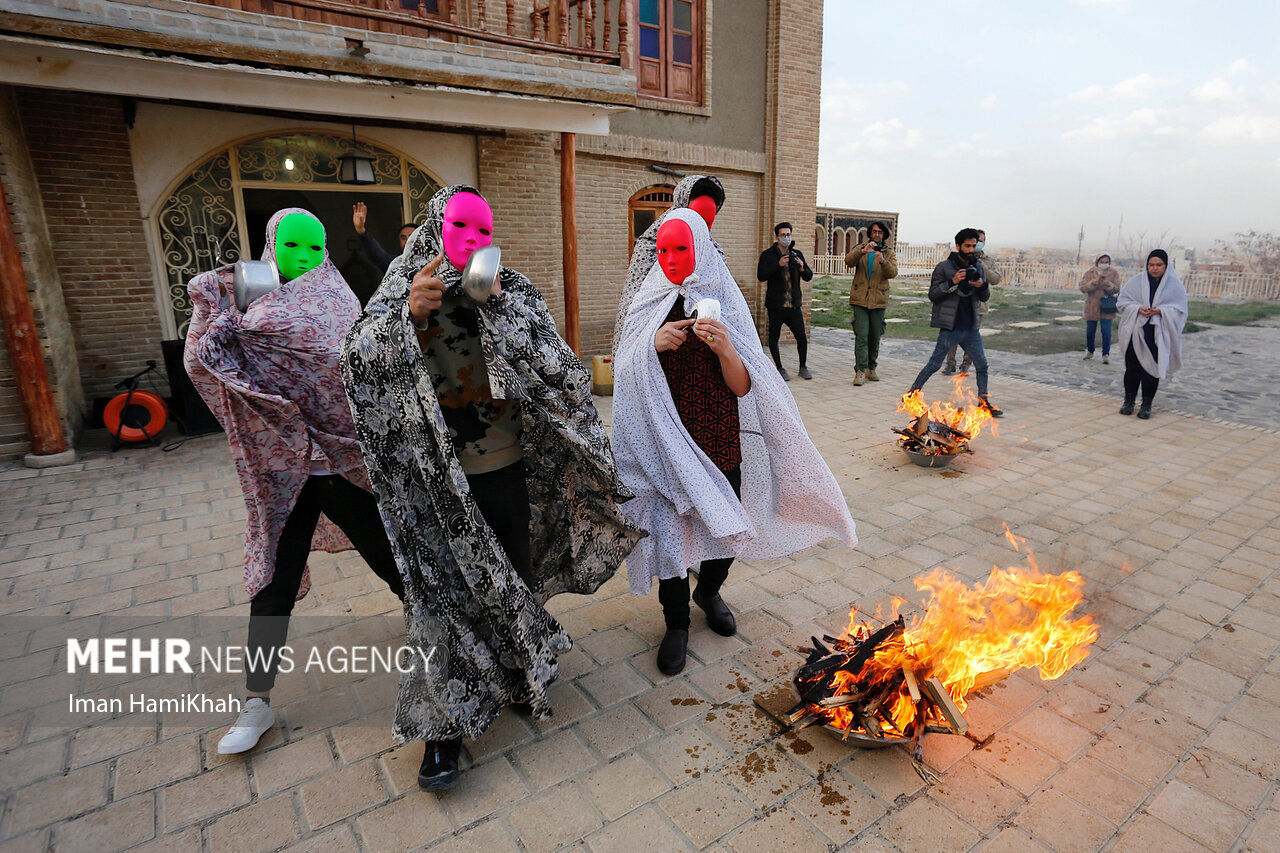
896, 375, 997, 456
798, 529, 1097, 738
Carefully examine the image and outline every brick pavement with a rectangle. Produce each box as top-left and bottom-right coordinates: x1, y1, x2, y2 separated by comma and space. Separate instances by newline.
2, 342, 1279, 852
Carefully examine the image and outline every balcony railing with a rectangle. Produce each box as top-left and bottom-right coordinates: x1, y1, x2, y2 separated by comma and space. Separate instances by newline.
185, 0, 631, 65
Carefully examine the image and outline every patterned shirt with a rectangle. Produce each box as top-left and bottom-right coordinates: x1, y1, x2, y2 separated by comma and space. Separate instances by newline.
419, 290, 523, 475
657, 296, 741, 471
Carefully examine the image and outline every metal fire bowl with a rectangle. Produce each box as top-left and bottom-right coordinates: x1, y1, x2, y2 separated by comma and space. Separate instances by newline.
233, 260, 281, 312
790, 674, 912, 749
458, 245, 501, 305
903, 447, 957, 468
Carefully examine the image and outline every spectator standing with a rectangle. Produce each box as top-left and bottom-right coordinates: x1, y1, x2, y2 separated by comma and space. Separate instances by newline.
352, 201, 416, 273
844, 221, 898, 386
756, 222, 814, 380
942, 228, 1001, 375
907, 228, 1002, 417
1116, 249, 1188, 419
1080, 252, 1121, 363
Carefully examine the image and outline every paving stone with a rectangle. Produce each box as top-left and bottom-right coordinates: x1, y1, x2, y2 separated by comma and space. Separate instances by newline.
968, 733, 1061, 796
1015, 787, 1116, 853
114, 734, 202, 797
512, 728, 597, 789
7, 764, 110, 834
52, 794, 155, 851
584, 806, 692, 852
438, 756, 529, 826
926, 762, 1024, 833
160, 762, 250, 832
507, 782, 603, 853
354, 793, 453, 853
582, 753, 671, 820
298, 760, 386, 828
251, 735, 336, 795
657, 775, 754, 849
723, 806, 828, 853
206, 793, 300, 853
1147, 779, 1252, 852
576, 703, 659, 760
874, 795, 982, 853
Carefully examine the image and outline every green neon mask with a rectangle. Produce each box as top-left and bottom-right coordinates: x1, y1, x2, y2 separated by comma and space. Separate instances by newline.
274, 213, 326, 281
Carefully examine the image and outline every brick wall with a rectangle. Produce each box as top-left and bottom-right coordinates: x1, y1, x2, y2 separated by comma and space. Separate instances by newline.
761, 0, 824, 338
16, 89, 165, 407
0, 86, 85, 458
478, 133, 765, 362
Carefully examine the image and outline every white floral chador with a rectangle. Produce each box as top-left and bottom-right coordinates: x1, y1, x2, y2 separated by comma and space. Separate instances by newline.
612, 209, 858, 595
341, 185, 643, 742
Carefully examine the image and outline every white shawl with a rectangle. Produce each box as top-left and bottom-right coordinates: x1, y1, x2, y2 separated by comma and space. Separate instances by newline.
612, 209, 857, 594
1116, 265, 1188, 379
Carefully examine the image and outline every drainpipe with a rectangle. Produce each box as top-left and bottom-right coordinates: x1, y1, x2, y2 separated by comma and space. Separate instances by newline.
0, 176, 76, 467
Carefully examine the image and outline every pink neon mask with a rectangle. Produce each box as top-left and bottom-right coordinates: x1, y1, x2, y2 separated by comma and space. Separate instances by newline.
688, 195, 717, 229
656, 219, 696, 284
441, 191, 493, 268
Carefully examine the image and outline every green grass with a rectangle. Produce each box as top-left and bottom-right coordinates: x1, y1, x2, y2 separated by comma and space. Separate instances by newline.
810, 277, 1279, 355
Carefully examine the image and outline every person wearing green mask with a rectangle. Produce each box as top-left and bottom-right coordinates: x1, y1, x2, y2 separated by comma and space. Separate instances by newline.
185, 207, 405, 757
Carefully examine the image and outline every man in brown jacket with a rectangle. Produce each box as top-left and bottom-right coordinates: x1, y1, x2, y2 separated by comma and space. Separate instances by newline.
845, 221, 898, 385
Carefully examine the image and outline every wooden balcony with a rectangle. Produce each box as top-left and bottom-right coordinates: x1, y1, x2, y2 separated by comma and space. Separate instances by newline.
186, 0, 632, 66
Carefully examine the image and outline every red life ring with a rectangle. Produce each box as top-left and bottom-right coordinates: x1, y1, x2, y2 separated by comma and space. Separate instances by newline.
104, 390, 168, 442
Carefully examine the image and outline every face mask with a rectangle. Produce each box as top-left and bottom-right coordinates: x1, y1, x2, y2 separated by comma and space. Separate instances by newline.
274, 213, 325, 282
779, 234, 793, 249
441, 191, 494, 269
975, 241, 985, 252
656, 218, 696, 284
1096, 262, 1111, 271
688, 195, 717, 228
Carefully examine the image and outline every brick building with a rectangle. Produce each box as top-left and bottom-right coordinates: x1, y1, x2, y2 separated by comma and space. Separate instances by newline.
0, 0, 825, 459
815, 205, 901, 258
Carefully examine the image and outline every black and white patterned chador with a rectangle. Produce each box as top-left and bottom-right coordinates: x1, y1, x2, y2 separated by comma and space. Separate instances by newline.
341, 185, 644, 742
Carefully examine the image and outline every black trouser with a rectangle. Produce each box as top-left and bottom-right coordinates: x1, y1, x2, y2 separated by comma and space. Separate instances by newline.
1123, 325, 1160, 404
767, 307, 808, 370
465, 460, 533, 589
246, 475, 405, 692
658, 467, 741, 630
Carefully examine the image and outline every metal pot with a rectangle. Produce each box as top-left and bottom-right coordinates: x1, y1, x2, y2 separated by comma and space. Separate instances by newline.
233, 259, 281, 312
458, 246, 502, 305
903, 447, 956, 468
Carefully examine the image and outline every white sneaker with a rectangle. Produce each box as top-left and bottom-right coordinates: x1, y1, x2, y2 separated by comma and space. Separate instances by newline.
217, 697, 275, 754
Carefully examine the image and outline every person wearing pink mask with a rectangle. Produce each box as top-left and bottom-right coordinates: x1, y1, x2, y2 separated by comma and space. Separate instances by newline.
613, 209, 858, 676
341, 185, 641, 792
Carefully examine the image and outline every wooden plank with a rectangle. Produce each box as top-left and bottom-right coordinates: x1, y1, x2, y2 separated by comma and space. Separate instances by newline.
902, 665, 920, 704
921, 677, 968, 735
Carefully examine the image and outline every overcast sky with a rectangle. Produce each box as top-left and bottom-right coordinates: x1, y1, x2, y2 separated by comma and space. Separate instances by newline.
817, 0, 1280, 253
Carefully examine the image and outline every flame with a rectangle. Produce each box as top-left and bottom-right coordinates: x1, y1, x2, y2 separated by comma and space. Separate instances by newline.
899, 375, 998, 456
811, 552, 1098, 734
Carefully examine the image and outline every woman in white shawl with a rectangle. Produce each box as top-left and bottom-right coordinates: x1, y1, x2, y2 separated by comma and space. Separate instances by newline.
613, 208, 858, 675
1116, 249, 1188, 419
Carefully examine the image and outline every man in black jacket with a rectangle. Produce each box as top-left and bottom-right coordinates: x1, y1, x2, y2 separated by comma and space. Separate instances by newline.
907, 228, 1002, 416
756, 222, 814, 381
352, 202, 416, 272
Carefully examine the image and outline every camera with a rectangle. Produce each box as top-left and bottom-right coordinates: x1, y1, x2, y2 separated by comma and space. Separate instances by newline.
964, 264, 981, 282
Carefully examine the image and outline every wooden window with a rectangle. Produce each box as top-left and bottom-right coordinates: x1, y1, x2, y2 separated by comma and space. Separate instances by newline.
628, 186, 674, 256
636, 0, 702, 103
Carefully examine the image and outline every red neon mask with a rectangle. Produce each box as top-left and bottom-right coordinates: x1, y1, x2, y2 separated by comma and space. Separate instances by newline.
441, 191, 493, 268
688, 195, 717, 229
656, 219, 696, 284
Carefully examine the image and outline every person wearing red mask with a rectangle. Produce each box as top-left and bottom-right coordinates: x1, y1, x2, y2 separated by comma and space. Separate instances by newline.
613, 210, 857, 676
342, 185, 641, 792
612, 174, 726, 358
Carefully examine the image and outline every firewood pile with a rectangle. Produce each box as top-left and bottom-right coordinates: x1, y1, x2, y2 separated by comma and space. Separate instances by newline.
893, 412, 972, 456
895, 387, 994, 457
770, 551, 1098, 781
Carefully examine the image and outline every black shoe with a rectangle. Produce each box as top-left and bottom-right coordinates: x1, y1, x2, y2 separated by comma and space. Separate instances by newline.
1119, 401, 1134, 415
418, 738, 461, 791
940, 364, 956, 376
656, 628, 689, 675
798, 366, 813, 380
1137, 404, 1152, 420
978, 397, 1003, 418
510, 701, 535, 717
692, 589, 737, 637
777, 366, 792, 382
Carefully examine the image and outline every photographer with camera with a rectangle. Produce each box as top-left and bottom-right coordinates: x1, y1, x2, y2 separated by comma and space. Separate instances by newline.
844, 221, 898, 386
906, 228, 1003, 417
756, 222, 814, 380
942, 228, 1001, 375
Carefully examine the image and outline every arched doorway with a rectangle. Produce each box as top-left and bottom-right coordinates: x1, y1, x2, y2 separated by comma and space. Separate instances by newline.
814, 224, 827, 256
153, 131, 442, 336
628, 185, 675, 257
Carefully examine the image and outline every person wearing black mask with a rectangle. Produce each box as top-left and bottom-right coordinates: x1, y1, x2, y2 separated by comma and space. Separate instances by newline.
907, 228, 1002, 417
1115, 249, 1188, 419
756, 222, 814, 380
